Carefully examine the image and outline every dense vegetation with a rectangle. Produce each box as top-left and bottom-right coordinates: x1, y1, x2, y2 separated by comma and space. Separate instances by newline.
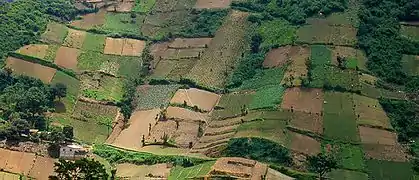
180, 9, 229, 37
223, 137, 292, 166
231, 0, 347, 24
0, 69, 58, 140
0, 0, 78, 62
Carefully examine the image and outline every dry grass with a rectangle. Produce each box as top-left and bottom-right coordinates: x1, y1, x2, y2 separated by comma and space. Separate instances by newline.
166, 106, 208, 122
63, 29, 87, 49
104, 37, 124, 55
16, 44, 49, 59
353, 94, 392, 129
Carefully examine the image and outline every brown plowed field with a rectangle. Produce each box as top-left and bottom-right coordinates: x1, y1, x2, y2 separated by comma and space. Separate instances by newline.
281, 87, 324, 114
63, 29, 87, 49
122, 39, 146, 56
170, 88, 221, 112
169, 38, 212, 49
112, 109, 160, 149
358, 126, 397, 145
54, 46, 80, 70
70, 9, 106, 29
194, 0, 232, 9
116, 163, 171, 179
363, 144, 409, 162
6, 57, 56, 83
353, 94, 392, 129
104, 37, 124, 55
289, 132, 321, 156
280, 46, 310, 86
290, 111, 323, 134
263, 46, 292, 68
172, 121, 200, 147
16, 44, 49, 59
166, 106, 208, 122
147, 120, 177, 143
29, 156, 56, 180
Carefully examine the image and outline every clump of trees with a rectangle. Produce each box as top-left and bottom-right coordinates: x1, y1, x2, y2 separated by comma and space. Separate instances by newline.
49, 158, 110, 180
0, 0, 78, 61
231, 0, 347, 24
181, 9, 229, 37
307, 153, 337, 180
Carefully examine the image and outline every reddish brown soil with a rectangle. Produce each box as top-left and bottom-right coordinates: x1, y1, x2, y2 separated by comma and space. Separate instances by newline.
289, 132, 321, 156
17, 44, 49, 59
263, 46, 292, 68
290, 111, 323, 134
281, 87, 324, 114
358, 126, 397, 145
70, 9, 106, 29
281, 46, 310, 86
54, 46, 80, 70
29, 156, 56, 180
363, 144, 410, 162
6, 57, 56, 83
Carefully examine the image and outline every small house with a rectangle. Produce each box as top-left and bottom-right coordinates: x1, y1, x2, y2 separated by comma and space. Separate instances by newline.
59, 144, 88, 160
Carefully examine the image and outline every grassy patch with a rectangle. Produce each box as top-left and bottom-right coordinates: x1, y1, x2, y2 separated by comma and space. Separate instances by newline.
335, 144, 365, 171
135, 84, 180, 110
249, 85, 285, 110
366, 159, 414, 180
323, 92, 359, 143
401, 25, 419, 42
238, 67, 287, 90
168, 161, 215, 180
311, 45, 331, 65
258, 19, 297, 50
81, 75, 124, 102
41, 22, 68, 44
212, 93, 254, 118
82, 33, 105, 53
77, 51, 107, 71
117, 56, 142, 77
327, 169, 368, 180
101, 12, 145, 35
133, 0, 156, 13
236, 120, 289, 145
51, 71, 80, 113
402, 55, 419, 76
309, 65, 360, 91
44, 45, 59, 62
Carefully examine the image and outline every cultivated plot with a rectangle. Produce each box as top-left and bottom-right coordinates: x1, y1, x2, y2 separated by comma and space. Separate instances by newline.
363, 144, 409, 162
281, 87, 324, 114
211, 92, 254, 119
288, 131, 321, 155
51, 71, 80, 113
170, 88, 220, 112
289, 111, 323, 134
70, 9, 106, 30
401, 55, 419, 76
63, 29, 87, 49
116, 163, 171, 179
5, 57, 56, 83
41, 22, 68, 44
16, 44, 49, 59
366, 159, 414, 180
358, 126, 397, 146
194, 0, 232, 9
104, 38, 146, 56
54, 46, 81, 70
135, 84, 180, 110
280, 46, 310, 86
353, 94, 392, 129
166, 106, 208, 122
80, 73, 124, 102
331, 46, 367, 71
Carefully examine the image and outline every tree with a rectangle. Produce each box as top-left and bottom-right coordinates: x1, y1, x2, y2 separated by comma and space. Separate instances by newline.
307, 153, 337, 179
51, 83, 67, 101
51, 158, 109, 180
251, 34, 262, 53
62, 126, 73, 140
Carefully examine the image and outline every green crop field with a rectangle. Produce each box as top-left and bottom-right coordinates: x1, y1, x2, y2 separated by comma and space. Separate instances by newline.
402, 55, 419, 76
82, 33, 105, 53
258, 19, 296, 50
249, 85, 285, 110
238, 66, 287, 90
168, 161, 215, 180
327, 169, 368, 180
81, 75, 124, 102
311, 45, 331, 65
334, 143, 365, 171
44, 45, 59, 62
310, 64, 360, 91
133, 0, 156, 13
51, 71, 80, 113
323, 92, 359, 142
401, 25, 419, 42
135, 84, 180, 110
77, 51, 108, 71
101, 13, 145, 35
235, 119, 289, 145
41, 21, 68, 44
212, 93, 254, 119
366, 159, 414, 180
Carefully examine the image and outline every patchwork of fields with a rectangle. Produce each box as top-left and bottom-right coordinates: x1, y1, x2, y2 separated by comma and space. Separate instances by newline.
2, 0, 418, 179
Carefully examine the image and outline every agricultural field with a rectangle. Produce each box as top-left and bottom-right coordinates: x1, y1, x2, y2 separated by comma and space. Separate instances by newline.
281, 87, 324, 114
212, 92, 254, 119
54, 46, 81, 70
51, 71, 80, 113
401, 55, 419, 76
132, 0, 156, 13
288, 131, 321, 155
327, 169, 368, 180
100, 12, 146, 35
135, 84, 180, 110
16, 44, 49, 59
257, 19, 297, 50
63, 29, 87, 49
323, 92, 359, 142
116, 163, 171, 179
353, 94, 392, 129
401, 25, 419, 42
366, 159, 414, 180
80, 73, 124, 102
235, 118, 289, 145
104, 38, 146, 56
326, 143, 365, 171
82, 33, 106, 53
41, 22, 68, 44
278, 46, 310, 86
331, 46, 368, 71
168, 161, 215, 180
0, 172, 20, 180
170, 88, 220, 112
194, 0, 231, 9
186, 10, 250, 88
5, 57, 57, 83
238, 66, 287, 90
249, 85, 285, 110
107, 1, 136, 13
70, 9, 106, 30
289, 111, 323, 134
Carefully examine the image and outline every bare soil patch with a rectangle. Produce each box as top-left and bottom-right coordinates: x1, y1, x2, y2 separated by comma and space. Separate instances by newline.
194, 0, 232, 9
70, 9, 106, 29
266, 168, 294, 180
172, 121, 200, 147
289, 132, 321, 155
150, 42, 170, 68
210, 157, 268, 179
63, 29, 87, 49
104, 37, 124, 55
122, 39, 146, 56
29, 156, 56, 180
281, 87, 324, 114
116, 163, 171, 179
166, 106, 208, 122
54, 46, 80, 70
170, 88, 221, 112
263, 46, 292, 68
6, 57, 56, 83
169, 38, 213, 49
0, 148, 10, 169
108, 1, 135, 12
281, 46, 310, 86
112, 109, 160, 149
363, 144, 409, 162
290, 111, 323, 134
16, 44, 49, 59
359, 126, 397, 145
147, 120, 177, 144
177, 48, 203, 59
